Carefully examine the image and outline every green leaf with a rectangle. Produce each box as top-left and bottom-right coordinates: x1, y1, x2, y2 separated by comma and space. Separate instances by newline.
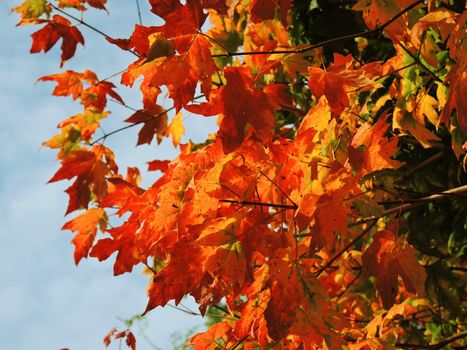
13, 0, 48, 22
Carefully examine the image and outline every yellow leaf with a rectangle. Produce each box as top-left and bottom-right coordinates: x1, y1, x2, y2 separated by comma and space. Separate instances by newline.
168, 111, 185, 147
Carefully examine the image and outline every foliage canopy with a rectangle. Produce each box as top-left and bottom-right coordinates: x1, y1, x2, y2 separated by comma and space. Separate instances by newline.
14, 0, 467, 349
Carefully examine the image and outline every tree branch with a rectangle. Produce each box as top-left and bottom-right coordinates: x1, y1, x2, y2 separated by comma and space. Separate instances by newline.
91, 94, 205, 145
395, 330, 467, 349
211, 0, 424, 58
396, 151, 445, 183
219, 199, 297, 210
357, 184, 467, 224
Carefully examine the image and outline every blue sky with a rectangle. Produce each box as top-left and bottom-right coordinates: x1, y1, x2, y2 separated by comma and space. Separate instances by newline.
0, 1, 217, 349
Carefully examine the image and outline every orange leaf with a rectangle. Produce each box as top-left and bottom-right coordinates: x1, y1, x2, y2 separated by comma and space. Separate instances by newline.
39, 70, 85, 100
62, 208, 106, 264
189, 322, 232, 350
308, 54, 374, 115
350, 114, 402, 174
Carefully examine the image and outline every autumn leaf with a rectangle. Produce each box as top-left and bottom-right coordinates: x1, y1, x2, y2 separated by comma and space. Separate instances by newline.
49, 146, 117, 213
62, 208, 107, 264
103, 328, 136, 350
13, 0, 49, 24
353, 0, 415, 40
57, 0, 107, 10
362, 230, 427, 309
234, 289, 271, 346
308, 54, 374, 115
144, 244, 206, 313
147, 159, 170, 172
30, 15, 84, 66
350, 114, 402, 173
189, 322, 232, 350
125, 104, 168, 145
219, 67, 277, 152
167, 111, 185, 147
149, 0, 181, 20
39, 70, 85, 100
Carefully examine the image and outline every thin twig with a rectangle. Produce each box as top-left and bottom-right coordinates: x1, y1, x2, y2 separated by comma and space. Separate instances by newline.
354, 184, 467, 225
219, 199, 297, 210
135, 0, 143, 25
91, 94, 205, 145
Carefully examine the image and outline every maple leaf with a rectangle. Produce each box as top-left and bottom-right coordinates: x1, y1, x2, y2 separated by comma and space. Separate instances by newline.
362, 230, 427, 309
62, 208, 107, 264
148, 0, 181, 19
125, 104, 168, 145
80, 80, 123, 112
121, 33, 216, 110
58, 108, 109, 141
147, 159, 170, 172
350, 114, 402, 173
234, 289, 271, 347
39, 70, 85, 100
30, 15, 84, 67
56, 0, 107, 10
49, 146, 117, 213
195, 217, 247, 286
40, 70, 123, 111
167, 111, 185, 147
353, 0, 415, 40
249, 0, 278, 23
218, 67, 277, 152
189, 322, 232, 350
12, 0, 49, 24
308, 54, 375, 115
144, 244, 206, 313
90, 222, 143, 275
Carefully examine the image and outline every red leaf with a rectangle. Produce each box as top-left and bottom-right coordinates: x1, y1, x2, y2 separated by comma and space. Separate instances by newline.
48, 150, 96, 183
125, 104, 168, 145
147, 159, 170, 172
249, 0, 278, 23
30, 15, 84, 66
362, 230, 427, 309
149, 0, 181, 19
219, 67, 277, 152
